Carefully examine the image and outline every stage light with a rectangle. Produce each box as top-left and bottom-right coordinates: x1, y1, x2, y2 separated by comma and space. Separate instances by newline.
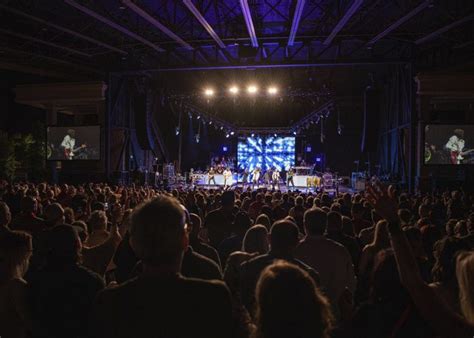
220, 126, 224, 130
293, 131, 297, 135
251, 133, 255, 137
316, 157, 322, 163
306, 146, 312, 153
223, 146, 228, 152
175, 127, 180, 136
204, 88, 214, 97
229, 86, 239, 95
247, 85, 258, 94
209, 121, 213, 125
267, 86, 278, 95
230, 131, 235, 136
274, 133, 277, 137
226, 133, 230, 138
197, 115, 201, 119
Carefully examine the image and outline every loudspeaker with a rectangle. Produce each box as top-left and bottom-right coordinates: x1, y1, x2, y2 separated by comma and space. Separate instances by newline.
361, 86, 380, 153
133, 93, 152, 150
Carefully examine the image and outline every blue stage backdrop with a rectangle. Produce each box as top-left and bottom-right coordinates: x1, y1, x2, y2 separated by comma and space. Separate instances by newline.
237, 136, 295, 171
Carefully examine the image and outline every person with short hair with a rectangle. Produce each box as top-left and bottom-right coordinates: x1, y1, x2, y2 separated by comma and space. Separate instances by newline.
90, 196, 233, 338
10, 197, 45, 234
85, 210, 109, 247
240, 219, 319, 314
28, 225, 104, 338
295, 208, 356, 317
253, 261, 333, 338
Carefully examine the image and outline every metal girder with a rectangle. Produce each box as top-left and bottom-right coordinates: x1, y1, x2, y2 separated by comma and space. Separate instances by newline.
368, 0, 431, 45
323, 0, 364, 45
64, 0, 165, 52
0, 4, 127, 55
0, 28, 91, 57
183, 0, 226, 49
415, 14, 474, 45
122, 0, 193, 50
113, 59, 408, 74
240, 0, 259, 48
288, 0, 306, 46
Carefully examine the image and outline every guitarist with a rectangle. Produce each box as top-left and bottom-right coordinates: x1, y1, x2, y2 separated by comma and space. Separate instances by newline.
445, 129, 467, 164
61, 129, 85, 160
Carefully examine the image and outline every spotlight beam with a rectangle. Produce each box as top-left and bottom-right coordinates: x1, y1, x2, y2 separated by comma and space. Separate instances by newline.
122, 0, 193, 50
240, 0, 259, 48
288, 0, 306, 46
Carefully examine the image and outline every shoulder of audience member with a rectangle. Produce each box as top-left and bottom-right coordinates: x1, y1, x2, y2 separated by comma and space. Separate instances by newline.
77, 264, 106, 289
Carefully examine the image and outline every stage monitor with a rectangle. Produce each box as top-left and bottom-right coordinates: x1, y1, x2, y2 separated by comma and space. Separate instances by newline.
424, 124, 474, 165
237, 136, 295, 171
46, 126, 100, 161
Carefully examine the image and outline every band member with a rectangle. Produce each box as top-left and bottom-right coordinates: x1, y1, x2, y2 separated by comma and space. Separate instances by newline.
445, 129, 466, 164
208, 166, 216, 186
287, 167, 295, 188
252, 167, 261, 188
241, 169, 249, 187
223, 168, 232, 189
264, 168, 273, 187
272, 169, 280, 190
61, 129, 85, 160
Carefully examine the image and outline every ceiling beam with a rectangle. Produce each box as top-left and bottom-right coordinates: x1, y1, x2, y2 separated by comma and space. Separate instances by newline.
64, 0, 164, 52
368, 0, 431, 45
240, 0, 259, 48
0, 28, 91, 57
323, 0, 363, 45
415, 14, 474, 45
0, 4, 127, 55
0, 46, 103, 75
183, 0, 226, 49
122, 0, 193, 50
288, 0, 305, 46
0, 60, 72, 79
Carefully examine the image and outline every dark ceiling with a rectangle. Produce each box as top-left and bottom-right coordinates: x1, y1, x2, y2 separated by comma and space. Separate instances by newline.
1, 0, 474, 81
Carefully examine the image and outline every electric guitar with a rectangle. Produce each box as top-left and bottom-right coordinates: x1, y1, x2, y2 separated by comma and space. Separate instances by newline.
64, 144, 86, 160
450, 149, 474, 164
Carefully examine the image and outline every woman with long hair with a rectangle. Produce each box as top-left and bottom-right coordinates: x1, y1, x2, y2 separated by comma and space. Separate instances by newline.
0, 230, 33, 338
253, 260, 333, 338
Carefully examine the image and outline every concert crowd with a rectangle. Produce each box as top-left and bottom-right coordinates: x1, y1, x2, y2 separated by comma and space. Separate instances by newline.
0, 181, 474, 338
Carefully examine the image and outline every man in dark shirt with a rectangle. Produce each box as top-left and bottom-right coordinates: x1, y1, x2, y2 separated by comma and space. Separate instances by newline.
205, 191, 235, 248
28, 225, 104, 338
90, 195, 233, 338
240, 219, 320, 314
326, 211, 361, 266
188, 213, 221, 267
10, 196, 45, 234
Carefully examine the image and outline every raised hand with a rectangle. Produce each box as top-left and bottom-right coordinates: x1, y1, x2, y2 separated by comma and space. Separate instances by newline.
366, 183, 399, 223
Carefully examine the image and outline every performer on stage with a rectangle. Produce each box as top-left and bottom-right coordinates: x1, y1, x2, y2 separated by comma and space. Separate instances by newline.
208, 166, 216, 186
264, 168, 273, 187
287, 167, 295, 188
223, 167, 232, 189
61, 129, 85, 160
445, 129, 473, 164
272, 169, 280, 190
241, 169, 249, 188
252, 167, 261, 188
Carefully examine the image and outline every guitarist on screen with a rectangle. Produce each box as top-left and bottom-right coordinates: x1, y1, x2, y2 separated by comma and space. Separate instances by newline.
61, 129, 86, 160
445, 129, 474, 164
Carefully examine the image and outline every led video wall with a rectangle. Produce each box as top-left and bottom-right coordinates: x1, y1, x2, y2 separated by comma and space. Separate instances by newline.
237, 136, 295, 171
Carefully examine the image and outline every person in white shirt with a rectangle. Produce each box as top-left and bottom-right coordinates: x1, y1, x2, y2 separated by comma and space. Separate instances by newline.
252, 167, 260, 189
295, 207, 356, 319
445, 129, 465, 164
223, 168, 232, 189
61, 129, 76, 160
272, 169, 280, 190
